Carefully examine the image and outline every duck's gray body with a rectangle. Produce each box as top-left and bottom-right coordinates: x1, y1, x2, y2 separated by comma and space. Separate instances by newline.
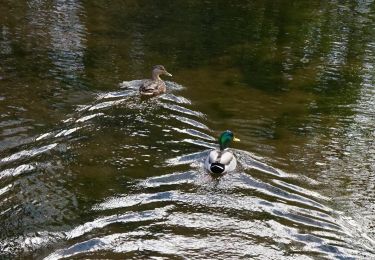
205, 149, 237, 174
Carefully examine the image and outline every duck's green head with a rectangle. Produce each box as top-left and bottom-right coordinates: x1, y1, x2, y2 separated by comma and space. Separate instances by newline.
219, 130, 240, 150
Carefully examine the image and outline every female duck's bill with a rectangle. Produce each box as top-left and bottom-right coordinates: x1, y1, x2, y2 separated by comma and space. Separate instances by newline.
139, 65, 172, 96
205, 130, 240, 175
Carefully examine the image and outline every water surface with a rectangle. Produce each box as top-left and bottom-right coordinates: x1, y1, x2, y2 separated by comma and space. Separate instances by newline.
1, 1, 375, 259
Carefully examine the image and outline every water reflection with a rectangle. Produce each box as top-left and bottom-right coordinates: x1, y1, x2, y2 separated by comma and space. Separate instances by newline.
48, 0, 87, 83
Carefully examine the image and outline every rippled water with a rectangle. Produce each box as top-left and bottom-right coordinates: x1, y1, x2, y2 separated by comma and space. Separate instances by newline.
1, 1, 375, 259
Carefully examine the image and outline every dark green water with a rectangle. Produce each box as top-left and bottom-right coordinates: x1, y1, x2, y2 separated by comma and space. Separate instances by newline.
1, 1, 375, 259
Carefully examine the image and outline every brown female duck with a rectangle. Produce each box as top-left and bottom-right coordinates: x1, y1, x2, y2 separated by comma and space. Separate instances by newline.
139, 65, 172, 96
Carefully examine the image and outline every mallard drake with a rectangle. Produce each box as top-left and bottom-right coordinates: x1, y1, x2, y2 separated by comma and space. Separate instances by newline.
205, 130, 240, 174
139, 65, 172, 96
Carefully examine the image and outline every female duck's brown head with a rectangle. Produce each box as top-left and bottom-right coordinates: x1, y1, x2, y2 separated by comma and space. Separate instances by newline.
152, 65, 172, 80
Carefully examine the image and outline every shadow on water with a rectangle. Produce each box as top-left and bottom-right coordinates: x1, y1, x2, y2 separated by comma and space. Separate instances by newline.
0, 81, 374, 259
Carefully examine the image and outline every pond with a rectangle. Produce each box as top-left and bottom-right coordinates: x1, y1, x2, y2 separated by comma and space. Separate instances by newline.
1, 1, 374, 259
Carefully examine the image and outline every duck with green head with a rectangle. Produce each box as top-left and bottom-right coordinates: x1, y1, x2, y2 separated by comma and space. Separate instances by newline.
205, 130, 240, 174
139, 65, 172, 96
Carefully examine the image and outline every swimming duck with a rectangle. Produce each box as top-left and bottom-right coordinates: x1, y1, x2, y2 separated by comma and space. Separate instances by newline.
139, 65, 172, 96
205, 130, 240, 174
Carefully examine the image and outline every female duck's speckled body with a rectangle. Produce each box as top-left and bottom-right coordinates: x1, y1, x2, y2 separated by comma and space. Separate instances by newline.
139, 65, 172, 96
205, 130, 240, 174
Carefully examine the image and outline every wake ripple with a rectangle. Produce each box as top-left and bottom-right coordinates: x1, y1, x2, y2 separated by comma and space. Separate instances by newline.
1, 82, 374, 259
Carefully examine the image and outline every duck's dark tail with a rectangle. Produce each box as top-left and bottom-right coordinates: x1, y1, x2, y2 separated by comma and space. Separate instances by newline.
210, 163, 225, 174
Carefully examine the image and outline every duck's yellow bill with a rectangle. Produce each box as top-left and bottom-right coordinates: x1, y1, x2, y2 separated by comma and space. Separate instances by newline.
233, 137, 240, 142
